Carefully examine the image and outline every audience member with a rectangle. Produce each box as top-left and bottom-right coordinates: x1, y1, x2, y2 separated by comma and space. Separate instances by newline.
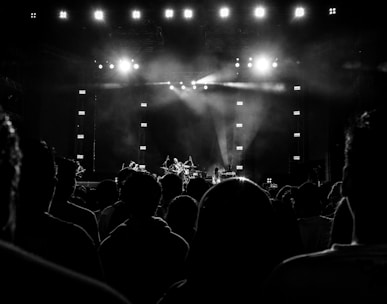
156, 173, 184, 219
0, 110, 131, 304
185, 177, 211, 202
48, 156, 100, 245
99, 171, 189, 304
262, 108, 387, 303
165, 195, 198, 245
158, 177, 282, 304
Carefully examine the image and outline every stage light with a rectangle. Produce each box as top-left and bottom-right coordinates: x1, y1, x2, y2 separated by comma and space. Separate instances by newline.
254, 56, 271, 74
236, 123, 243, 128
183, 9, 193, 19
118, 59, 132, 74
294, 7, 305, 18
236, 146, 244, 151
77, 154, 84, 160
140, 102, 148, 107
203, 85, 208, 90
141, 123, 148, 127
77, 134, 85, 139
139, 165, 146, 170
293, 110, 301, 116
98, 64, 103, 69
78, 111, 86, 116
235, 62, 240, 68
236, 165, 244, 170
132, 10, 141, 20
293, 155, 301, 161
139, 145, 147, 151
94, 10, 104, 21
219, 7, 230, 18
191, 80, 196, 85
247, 62, 253, 68
236, 101, 244, 106
59, 10, 68, 19
192, 85, 197, 89
254, 6, 265, 18
293, 132, 301, 137
181, 85, 186, 90
31, 12, 37, 19
294, 85, 301, 91
169, 85, 174, 90
272, 61, 278, 68
165, 8, 174, 19
109, 63, 115, 69
329, 7, 336, 15
78, 90, 86, 95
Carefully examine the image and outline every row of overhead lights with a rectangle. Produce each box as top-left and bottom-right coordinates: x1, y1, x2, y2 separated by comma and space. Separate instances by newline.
29, 6, 338, 21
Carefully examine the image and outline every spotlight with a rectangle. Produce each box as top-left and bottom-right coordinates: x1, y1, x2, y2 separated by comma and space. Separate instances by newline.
294, 7, 305, 18
254, 6, 265, 18
98, 64, 103, 69
235, 62, 240, 68
169, 85, 174, 90
132, 10, 141, 20
165, 8, 174, 19
219, 7, 230, 18
204, 85, 208, 90
254, 57, 270, 74
181, 85, 186, 90
183, 9, 193, 19
59, 10, 68, 19
133, 63, 140, 70
329, 7, 336, 15
30, 12, 37, 19
118, 59, 132, 74
109, 63, 115, 69
94, 10, 104, 21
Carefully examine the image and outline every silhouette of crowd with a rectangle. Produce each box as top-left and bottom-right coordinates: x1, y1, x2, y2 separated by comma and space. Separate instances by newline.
1, 100, 386, 303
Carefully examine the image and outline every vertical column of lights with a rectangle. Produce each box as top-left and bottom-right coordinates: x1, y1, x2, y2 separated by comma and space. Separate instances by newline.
291, 85, 303, 166
235, 100, 245, 173
138, 101, 148, 170
75, 89, 87, 164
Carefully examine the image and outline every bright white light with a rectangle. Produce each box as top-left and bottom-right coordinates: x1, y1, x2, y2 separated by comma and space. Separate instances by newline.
219, 7, 230, 18
203, 85, 208, 90
132, 10, 141, 19
169, 85, 174, 90
236, 123, 243, 128
78, 111, 85, 116
179, 81, 183, 85
98, 64, 103, 69
78, 90, 86, 95
294, 132, 301, 137
294, 7, 305, 18
236, 101, 244, 106
94, 10, 104, 21
183, 9, 193, 19
254, 57, 271, 74
118, 59, 132, 74
133, 63, 140, 70
31, 12, 37, 19
59, 10, 67, 19
77, 134, 85, 139
141, 123, 148, 127
109, 63, 115, 69
139, 146, 147, 151
165, 9, 174, 19
139, 164, 146, 170
181, 85, 186, 90
236, 165, 244, 170
192, 85, 197, 89
77, 154, 84, 160
191, 80, 196, 85
293, 110, 301, 116
140, 102, 147, 107
236, 146, 244, 151
254, 6, 265, 18
294, 85, 301, 91
247, 62, 253, 68
329, 7, 336, 15
293, 155, 301, 161
235, 62, 240, 68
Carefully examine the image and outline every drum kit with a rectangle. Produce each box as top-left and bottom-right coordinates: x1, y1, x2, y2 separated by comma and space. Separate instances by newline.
160, 162, 202, 184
